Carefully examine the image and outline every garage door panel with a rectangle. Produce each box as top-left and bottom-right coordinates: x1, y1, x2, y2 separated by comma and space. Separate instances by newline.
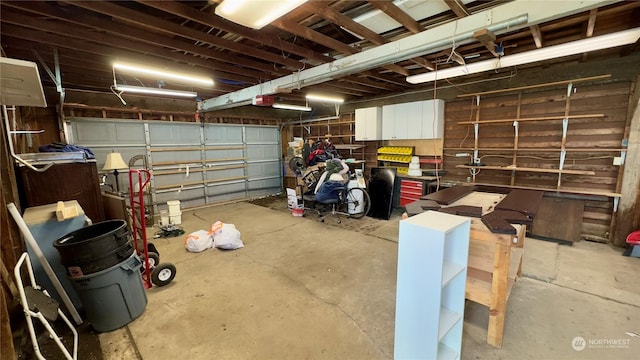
205, 149, 244, 160
245, 126, 278, 143
246, 144, 278, 160
205, 125, 243, 143
151, 150, 200, 164
148, 122, 201, 145
247, 178, 280, 190
152, 172, 205, 188
70, 120, 145, 145
247, 161, 281, 178
207, 181, 246, 196
207, 168, 245, 180
155, 188, 206, 208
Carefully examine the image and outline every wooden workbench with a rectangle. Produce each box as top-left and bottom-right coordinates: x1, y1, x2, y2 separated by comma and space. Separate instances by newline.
444, 192, 525, 348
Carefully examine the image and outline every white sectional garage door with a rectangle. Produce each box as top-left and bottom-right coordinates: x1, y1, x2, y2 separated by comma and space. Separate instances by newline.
66, 117, 282, 212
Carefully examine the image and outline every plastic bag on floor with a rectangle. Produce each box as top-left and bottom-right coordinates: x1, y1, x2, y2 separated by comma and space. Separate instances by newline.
184, 229, 213, 252
211, 221, 244, 250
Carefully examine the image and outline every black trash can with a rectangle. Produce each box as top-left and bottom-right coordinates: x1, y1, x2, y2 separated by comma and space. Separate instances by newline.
54, 220, 147, 331
54, 220, 134, 277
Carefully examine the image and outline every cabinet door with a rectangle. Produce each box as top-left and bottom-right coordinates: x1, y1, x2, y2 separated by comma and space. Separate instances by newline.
382, 105, 396, 140
401, 101, 423, 140
383, 102, 423, 140
355, 107, 381, 140
421, 99, 445, 139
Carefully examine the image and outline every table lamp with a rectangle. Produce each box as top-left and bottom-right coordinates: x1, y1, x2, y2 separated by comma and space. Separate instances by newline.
103, 151, 129, 192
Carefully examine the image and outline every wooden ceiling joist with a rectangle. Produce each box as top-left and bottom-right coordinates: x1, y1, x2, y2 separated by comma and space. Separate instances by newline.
368, 0, 422, 34
63, 0, 304, 70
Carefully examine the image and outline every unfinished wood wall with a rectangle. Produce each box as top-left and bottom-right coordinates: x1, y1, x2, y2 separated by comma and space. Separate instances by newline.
288, 113, 381, 177
443, 80, 632, 239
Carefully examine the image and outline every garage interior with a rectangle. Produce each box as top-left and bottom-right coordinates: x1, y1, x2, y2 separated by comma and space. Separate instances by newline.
1, 1, 639, 359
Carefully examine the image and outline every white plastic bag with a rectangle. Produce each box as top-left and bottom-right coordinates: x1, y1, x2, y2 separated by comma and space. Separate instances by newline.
212, 222, 244, 250
184, 229, 213, 253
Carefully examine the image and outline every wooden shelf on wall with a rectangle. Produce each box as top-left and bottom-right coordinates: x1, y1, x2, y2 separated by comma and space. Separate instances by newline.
457, 113, 605, 125
445, 147, 626, 152
333, 144, 365, 150
456, 74, 612, 98
456, 164, 595, 175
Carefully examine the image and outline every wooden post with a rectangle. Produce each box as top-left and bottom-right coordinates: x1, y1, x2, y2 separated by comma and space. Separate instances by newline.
487, 239, 511, 348
1, 288, 16, 360
611, 76, 640, 246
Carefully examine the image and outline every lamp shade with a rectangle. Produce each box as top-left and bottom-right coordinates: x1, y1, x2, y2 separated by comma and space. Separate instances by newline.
103, 152, 128, 171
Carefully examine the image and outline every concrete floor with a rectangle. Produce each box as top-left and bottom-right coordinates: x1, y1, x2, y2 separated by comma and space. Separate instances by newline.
99, 199, 640, 359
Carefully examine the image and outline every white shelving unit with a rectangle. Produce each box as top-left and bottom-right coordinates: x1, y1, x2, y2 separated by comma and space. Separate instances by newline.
394, 210, 470, 360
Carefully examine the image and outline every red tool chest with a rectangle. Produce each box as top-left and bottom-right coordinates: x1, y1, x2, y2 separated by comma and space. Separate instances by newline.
399, 179, 425, 207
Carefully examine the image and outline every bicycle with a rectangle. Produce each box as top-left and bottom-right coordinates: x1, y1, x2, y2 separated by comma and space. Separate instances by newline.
301, 169, 371, 223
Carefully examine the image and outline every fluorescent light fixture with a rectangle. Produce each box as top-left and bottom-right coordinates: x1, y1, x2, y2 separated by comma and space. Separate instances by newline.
273, 103, 312, 111
114, 84, 198, 98
216, 0, 308, 29
113, 62, 213, 86
407, 27, 640, 84
305, 94, 344, 103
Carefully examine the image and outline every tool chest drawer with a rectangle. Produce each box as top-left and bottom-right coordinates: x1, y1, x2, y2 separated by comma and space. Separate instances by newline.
399, 179, 425, 206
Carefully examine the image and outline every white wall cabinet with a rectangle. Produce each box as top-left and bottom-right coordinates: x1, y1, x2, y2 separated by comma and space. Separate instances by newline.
421, 99, 445, 139
381, 99, 445, 140
355, 106, 382, 141
394, 210, 470, 360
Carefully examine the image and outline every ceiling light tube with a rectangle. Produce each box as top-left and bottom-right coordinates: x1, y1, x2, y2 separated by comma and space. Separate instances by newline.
216, 0, 308, 29
113, 62, 214, 86
115, 84, 198, 98
407, 27, 640, 84
305, 94, 344, 103
273, 103, 312, 111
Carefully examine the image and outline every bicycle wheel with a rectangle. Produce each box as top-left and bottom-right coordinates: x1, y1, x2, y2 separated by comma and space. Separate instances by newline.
345, 188, 371, 219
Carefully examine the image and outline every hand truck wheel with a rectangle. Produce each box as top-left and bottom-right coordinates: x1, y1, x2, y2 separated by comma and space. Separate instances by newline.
141, 251, 160, 271
151, 263, 176, 287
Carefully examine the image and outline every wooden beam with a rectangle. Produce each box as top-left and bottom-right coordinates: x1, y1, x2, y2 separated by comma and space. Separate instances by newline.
473, 28, 499, 57
136, 0, 332, 63
610, 76, 640, 246
298, 2, 409, 76
64, 0, 304, 70
307, 1, 386, 45
410, 57, 436, 71
581, 9, 598, 61
0, 22, 276, 81
272, 17, 356, 55
1, 288, 15, 360
368, 0, 422, 34
444, 0, 471, 18
586, 9, 598, 37
530, 24, 543, 48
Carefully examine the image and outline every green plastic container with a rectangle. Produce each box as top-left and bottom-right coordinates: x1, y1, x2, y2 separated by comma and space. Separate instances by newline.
70, 253, 147, 332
